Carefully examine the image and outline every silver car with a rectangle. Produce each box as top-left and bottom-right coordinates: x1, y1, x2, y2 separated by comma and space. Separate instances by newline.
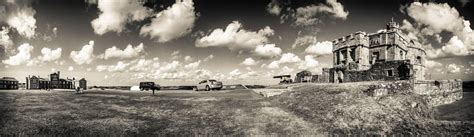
194, 79, 223, 91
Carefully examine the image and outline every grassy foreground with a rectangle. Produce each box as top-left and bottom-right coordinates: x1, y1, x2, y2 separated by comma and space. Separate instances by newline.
0, 89, 321, 136
1, 83, 473, 135
270, 83, 474, 135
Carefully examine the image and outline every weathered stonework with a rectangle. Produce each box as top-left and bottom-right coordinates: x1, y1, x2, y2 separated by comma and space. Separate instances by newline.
318, 20, 428, 83
413, 80, 463, 106
366, 80, 463, 106
328, 60, 412, 83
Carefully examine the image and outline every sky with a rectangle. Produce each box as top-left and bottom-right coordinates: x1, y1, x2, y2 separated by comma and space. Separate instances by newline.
1, 0, 473, 86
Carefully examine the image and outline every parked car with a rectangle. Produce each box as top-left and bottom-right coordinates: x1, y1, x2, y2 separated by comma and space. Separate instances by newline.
194, 79, 223, 91
139, 82, 161, 91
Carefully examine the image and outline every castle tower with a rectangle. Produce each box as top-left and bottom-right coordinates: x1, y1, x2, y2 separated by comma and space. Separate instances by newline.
386, 17, 400, 32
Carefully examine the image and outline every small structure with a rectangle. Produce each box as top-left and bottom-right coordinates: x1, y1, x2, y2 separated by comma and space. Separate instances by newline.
79, 78, 87, 90
273, 75, 292, 84
295, 70, 313, 83
0, 77, 19, 90
18, 83, 26, 90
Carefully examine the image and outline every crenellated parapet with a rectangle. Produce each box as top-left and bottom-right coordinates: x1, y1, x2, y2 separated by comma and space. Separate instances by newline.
332, 31, 369, 52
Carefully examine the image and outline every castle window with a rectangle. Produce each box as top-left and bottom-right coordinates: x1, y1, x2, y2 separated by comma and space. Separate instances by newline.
387, 70, 394, 76
400, 51, 404, 60
416, 56, 422, 64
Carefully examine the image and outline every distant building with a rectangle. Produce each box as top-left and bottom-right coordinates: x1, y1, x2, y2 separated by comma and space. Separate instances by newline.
38, 78, 50, 89
295, 70, 315, 83
0, 77, 19, 90
18, 83, 26, 90
273, 75, 292, 84
57, 78, 74, 89
26, 75, 40, 89
26, 75, 51, 90
49, 71, 74, 89
50, 71, 60, 89
79, 78, 87, 90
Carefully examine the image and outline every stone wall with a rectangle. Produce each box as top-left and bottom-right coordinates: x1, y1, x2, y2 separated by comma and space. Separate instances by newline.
331, 60, 412, 83
413, 80, 463, 106
365, 80, 463, 106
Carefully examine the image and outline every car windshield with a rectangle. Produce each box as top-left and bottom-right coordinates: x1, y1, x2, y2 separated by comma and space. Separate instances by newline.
209, 80, 217, 82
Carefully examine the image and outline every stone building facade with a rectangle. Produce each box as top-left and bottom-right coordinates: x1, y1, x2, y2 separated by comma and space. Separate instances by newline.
0, 77, 19, 90
49, 71, 74, 89
323, 20, 426, 83
79, 78, 87, 90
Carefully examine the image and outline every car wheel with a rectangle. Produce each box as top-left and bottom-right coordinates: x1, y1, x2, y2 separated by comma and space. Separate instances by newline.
205, 85, 210, 91
193, 87, 198, 91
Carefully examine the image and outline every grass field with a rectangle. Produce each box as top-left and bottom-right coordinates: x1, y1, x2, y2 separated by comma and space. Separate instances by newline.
0, 89, 322, 136
1, 84, 473, 135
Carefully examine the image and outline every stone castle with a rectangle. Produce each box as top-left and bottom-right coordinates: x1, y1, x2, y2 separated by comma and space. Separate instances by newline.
278, 19, 462, 107
306, 20, 427, 83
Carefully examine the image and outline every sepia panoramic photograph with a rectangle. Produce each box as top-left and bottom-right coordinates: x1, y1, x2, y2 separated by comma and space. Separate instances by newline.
1, 0, 474, 136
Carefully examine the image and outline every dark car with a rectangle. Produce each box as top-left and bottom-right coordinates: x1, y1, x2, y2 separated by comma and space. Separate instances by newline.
139, 82, 161, 91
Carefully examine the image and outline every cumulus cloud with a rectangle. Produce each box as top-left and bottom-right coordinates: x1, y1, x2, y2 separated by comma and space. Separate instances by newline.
158, 61, 181, 73
23, 47, 62, 66
298, 55, 320, 70
406, 2, 464, 35
184, 56, 194, 62
291, 35, 317, 48
68, 66, 74, 71
254, 44, 282, 58
0, 1, 37, 38
403, 2, 474, 58
440, 36, 470, 56
267, 61, 280, 69
0, 27, 13, 46
128, 58, 158, 72
241, 58, 258, 66
229, 69, 241, 78
293, 0, 348, 26
196, 21, 274, 51
100, 43, 144, 60
1, 27, 14, 58
70, 41, 95, 65
203, 54, 215, 62
304, 41, 333, 55
447, 64, 460, 73
279, 66, 295, 75
96, 61, 130, 72
170, 50, 181, 60
425, 60, 442, 68
184, 60, 201, 69
278, 53, 301, 63
266, 53, 302, 69
38, 47, 62, 62
140, 0, 197, 43
91, 0, 151, 35
2, 43, 34, 66
266, 0, 282, 15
